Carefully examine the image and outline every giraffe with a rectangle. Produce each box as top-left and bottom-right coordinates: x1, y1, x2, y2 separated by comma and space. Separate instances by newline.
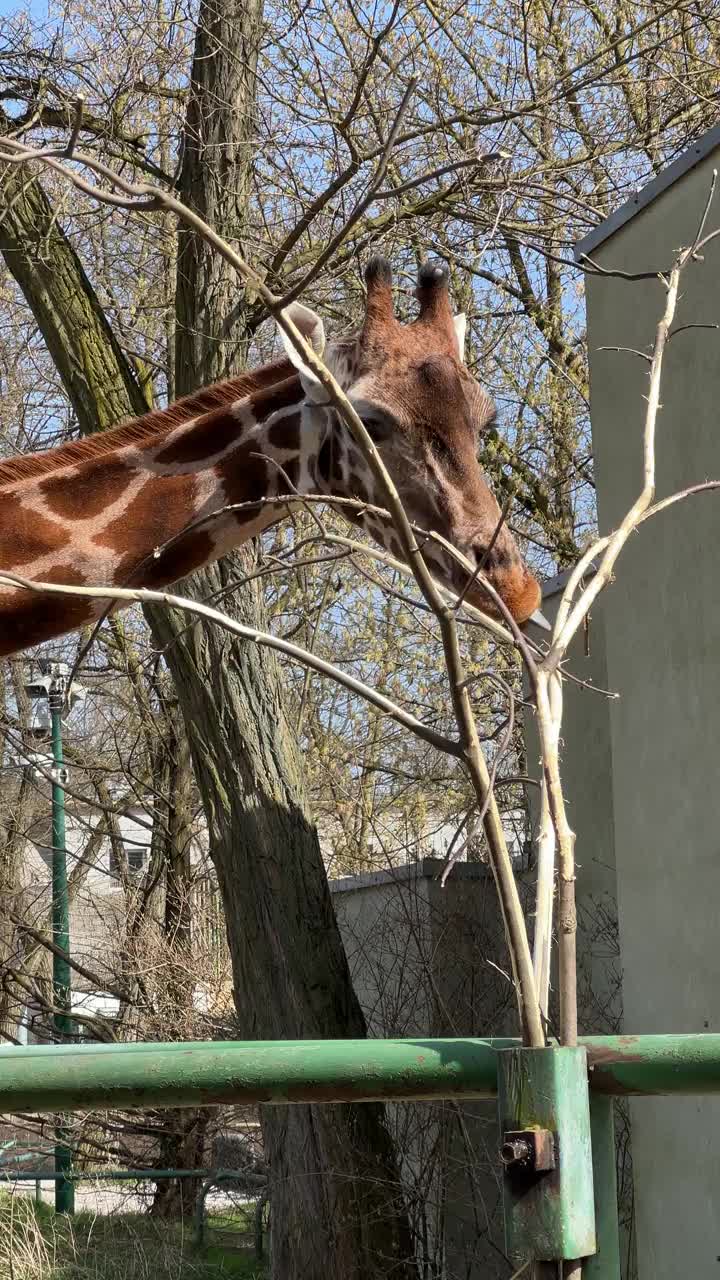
0, 257, 542, 658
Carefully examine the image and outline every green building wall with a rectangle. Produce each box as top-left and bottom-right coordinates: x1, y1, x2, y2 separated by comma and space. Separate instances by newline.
546, 133, 720, 1278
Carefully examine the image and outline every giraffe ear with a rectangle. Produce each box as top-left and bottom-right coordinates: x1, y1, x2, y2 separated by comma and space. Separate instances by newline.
278, 302, 327, 399
453, 313, 467, 363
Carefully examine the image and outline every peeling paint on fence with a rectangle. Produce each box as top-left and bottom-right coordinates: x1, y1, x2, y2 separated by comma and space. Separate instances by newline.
1, 1034, 720, 1114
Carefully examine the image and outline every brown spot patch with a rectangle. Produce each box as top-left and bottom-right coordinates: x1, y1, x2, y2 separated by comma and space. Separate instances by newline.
347, 472, 370, 503
45, 563, 88, 587
318, 439, 332, 484
153, 407, 241, 466
0, 584, 93, 657
248, 377, 304, 423
95, 473, 197, 555
268, 412, 301, 452
39, 456, 133, 521
274, 455, 300, 495
0, 489, 71, 569
217, 443, 272, 508
129, 530, 217, 590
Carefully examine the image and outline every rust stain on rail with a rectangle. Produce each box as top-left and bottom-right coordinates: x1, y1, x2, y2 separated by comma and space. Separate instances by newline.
587, 1038, 648, 1095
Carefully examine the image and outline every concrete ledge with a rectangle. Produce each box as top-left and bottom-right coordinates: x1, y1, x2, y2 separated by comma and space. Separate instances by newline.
329, 857, 492, 895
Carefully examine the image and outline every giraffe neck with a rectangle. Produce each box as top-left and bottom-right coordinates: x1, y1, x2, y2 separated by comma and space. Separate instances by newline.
0, 356, 335, 656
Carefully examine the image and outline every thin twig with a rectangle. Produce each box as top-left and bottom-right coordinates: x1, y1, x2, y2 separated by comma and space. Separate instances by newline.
276, 76, 419, 308
668, 323, 719, 338
597, 345, 651, 362
691, 168, 717, 255
576, 252, 662, 283
0, 571, 459, 755
441, 672, 516, 887
536, 240, 687, 1048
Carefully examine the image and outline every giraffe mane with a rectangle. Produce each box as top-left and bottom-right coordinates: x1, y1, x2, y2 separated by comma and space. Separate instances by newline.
0, 356, 298, 487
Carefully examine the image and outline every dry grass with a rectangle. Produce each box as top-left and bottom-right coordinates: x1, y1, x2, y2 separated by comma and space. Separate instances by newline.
0, 1193, 265, 1280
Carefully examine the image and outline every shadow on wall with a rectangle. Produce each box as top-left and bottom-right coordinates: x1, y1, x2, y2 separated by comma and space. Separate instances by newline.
332, 857, 524, 1280
331, 855, 635, 1280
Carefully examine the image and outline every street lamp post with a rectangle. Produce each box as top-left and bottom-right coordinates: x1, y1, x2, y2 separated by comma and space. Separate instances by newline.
24, 661, 83, 1215
48, 668, 73, 1215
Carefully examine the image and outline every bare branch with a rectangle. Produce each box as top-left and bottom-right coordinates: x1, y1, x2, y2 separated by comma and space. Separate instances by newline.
0, 571, 459, 756
668, 323, 719, 339
276, 76, 419, 307
691, 168, 718, 256
597, 345, 652, 362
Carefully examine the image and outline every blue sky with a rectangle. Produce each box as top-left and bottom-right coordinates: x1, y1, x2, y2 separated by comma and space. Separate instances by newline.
0, 0, 48, 17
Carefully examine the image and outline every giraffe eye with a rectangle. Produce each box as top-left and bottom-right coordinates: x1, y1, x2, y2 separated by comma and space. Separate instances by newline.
363, 413, 393, 444
430, 434, 453, 463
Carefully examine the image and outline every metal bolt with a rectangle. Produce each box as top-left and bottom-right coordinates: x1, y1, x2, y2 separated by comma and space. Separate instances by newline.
500, 1128, 556, 1173
501, 1137, 532, 1166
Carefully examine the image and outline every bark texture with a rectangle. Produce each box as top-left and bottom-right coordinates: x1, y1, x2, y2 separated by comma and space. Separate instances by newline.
174, 0, 261, 387
0, 139, 150, 432
148, 564, 415, 1277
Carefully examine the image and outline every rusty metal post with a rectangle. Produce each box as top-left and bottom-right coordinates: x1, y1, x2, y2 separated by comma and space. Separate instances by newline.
497, 1047, 596, 1268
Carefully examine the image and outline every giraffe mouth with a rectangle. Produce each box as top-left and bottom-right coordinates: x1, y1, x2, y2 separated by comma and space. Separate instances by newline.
460, 565, 543, 627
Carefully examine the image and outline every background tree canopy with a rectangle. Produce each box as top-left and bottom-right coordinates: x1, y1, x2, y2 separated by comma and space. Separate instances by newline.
0, 1, 717, 1276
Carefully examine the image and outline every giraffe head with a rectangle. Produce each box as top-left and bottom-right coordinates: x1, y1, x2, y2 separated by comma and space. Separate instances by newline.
279, 257, 542, 626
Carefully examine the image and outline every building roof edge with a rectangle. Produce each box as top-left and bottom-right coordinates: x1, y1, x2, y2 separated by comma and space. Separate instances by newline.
574, 123, 720, 262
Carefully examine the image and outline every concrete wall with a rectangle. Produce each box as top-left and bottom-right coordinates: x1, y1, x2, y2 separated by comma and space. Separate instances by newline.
331, 859, 518, 1280
577, 143, 720, 1278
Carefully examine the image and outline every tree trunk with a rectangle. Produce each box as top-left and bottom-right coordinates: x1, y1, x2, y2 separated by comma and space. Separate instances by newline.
149, 1108, 211, 1219
0, 135, 150, 432
174, 0, 261, 387
147, 564, 415, 1277
159, 3, 416, 1274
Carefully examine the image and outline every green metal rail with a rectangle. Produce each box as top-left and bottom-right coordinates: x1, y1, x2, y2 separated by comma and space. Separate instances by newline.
3, 1033, 717, 1276
0, 1034, 718, 1112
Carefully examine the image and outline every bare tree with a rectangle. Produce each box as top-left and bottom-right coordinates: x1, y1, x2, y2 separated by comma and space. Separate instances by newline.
2, 3, 720, 1277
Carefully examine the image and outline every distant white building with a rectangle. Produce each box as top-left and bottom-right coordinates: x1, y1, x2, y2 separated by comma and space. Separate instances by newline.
15, 794, 209, 1044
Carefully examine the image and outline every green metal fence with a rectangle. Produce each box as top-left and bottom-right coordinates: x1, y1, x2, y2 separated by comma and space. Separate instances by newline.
2, 1033, 718, 1275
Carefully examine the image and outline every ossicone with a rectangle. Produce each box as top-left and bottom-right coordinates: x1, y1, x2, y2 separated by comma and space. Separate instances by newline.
362, 253, 396, 337
415, 257, 455, 342
416, 260, 449, 293
365, 256, 393, 286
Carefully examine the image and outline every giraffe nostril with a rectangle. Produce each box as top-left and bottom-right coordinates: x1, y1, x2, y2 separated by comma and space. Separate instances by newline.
472, 542, 512, 573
